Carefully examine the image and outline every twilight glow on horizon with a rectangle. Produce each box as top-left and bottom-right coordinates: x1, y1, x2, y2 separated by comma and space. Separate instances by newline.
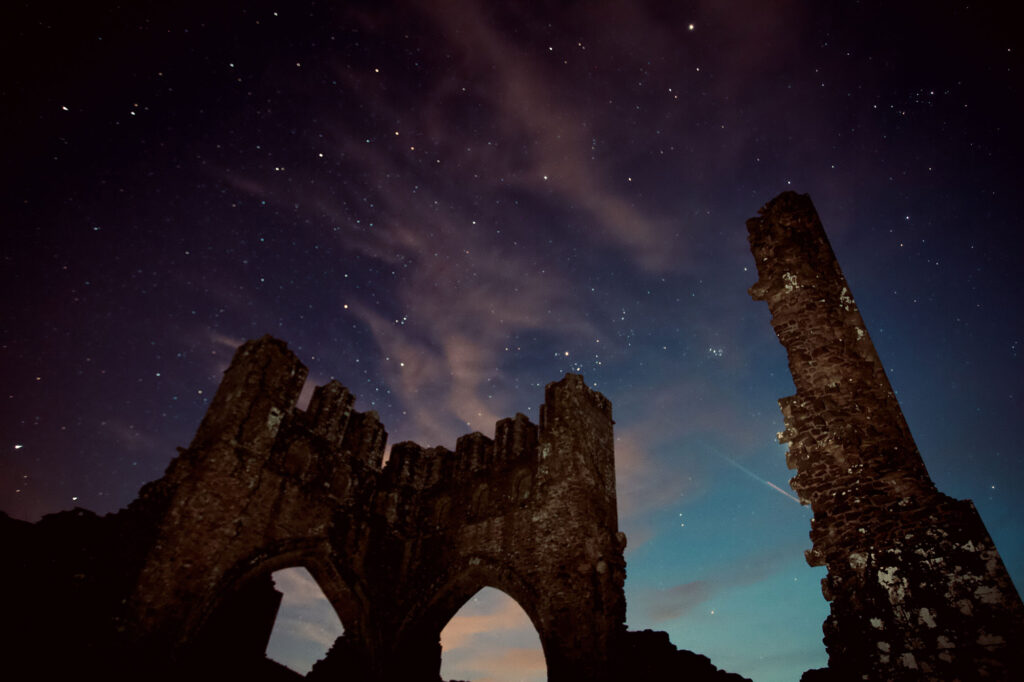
3, 2, 1022, 680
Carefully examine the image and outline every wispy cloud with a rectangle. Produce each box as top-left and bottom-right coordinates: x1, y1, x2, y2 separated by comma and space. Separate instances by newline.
613, 377, 768, 543
272, 567, 339, 606
440, 587, 545, 682
418, 0, 683, 273
208, 331, 245, 353
218, 0, 708, 452
634, 543, 801, 623
615, 431, 694, 526
447, 647, 547, 682
645, 580, 716, 621
102, 419, 165, 454
440, 589, 538, 651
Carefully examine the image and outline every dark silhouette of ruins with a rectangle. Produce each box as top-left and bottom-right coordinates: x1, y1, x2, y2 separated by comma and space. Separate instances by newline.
1, 338, 746, 682
129, 340, 628, 680
748, 192, 1024, 680
2, 191, 1021, 681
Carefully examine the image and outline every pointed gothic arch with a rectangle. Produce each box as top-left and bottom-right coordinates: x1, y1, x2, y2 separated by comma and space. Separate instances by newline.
181, 539, 368, 675
186, 539, 366, 649
124, 338, 627, 681
265, 566, 345, 674
386, 556, 549, 682
410, 555, 545, 645
440, 587, 546, 682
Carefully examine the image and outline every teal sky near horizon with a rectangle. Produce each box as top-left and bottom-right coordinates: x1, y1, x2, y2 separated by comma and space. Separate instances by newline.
3, 2, 1022, 680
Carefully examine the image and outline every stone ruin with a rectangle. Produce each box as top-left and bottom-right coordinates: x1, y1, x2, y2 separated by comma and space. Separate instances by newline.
748, 192, 1024, 680
1, 191, 1021, 681
129, 339, 628, 680
1, 337, 746, 682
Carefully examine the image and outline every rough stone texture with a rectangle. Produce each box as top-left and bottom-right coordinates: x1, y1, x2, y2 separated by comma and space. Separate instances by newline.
748, 191, 1024, 681
117, 333, 626, 675
1, 334, 751, 681
121, 335, 628, 681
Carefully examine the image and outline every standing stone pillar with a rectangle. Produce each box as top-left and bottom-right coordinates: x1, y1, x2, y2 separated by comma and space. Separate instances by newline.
534, 374, 627, 681
747, 191, 1023, 680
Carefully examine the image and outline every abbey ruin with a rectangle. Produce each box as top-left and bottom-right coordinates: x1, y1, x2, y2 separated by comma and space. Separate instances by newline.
2, 192, 1021, 681
748, 192, 1023, 680
127, 339, 629, 680
1, 338, 745, 681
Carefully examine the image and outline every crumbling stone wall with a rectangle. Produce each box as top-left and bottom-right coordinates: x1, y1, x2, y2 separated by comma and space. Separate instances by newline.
747, 191, 1024, 680
125, 335, 628, 681
4, 334, 753, 682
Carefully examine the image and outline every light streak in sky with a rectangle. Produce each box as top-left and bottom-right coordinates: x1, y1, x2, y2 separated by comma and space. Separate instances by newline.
713, 450, 802, 504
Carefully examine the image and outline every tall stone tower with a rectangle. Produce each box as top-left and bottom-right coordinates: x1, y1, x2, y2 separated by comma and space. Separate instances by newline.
747, 191, 1023, 680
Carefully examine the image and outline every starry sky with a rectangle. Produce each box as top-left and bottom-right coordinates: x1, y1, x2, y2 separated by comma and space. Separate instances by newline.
2, 2, 1022, 680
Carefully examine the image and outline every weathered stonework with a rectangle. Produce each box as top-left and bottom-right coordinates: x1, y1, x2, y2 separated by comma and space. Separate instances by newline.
2, 335, 750, 681
748, 191, 1024, 681
125, 335, 628, 680
16, 192, 1013, 680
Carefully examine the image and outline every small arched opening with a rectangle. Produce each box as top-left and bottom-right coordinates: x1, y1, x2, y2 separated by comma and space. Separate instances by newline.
440, 587, 547, 682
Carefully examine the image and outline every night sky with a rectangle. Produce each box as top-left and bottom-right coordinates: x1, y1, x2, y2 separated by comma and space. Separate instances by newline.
3, 2, 1022, 680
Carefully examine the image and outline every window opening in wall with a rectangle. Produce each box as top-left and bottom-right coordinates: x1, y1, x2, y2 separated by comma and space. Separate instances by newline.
440, 587, 546, 682
265, 567, 345, 675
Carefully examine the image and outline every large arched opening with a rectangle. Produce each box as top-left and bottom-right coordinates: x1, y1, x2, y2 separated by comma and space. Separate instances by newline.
182, 543, 365, 677
385, 557, 556, 681
265, 566, 345, 675
440, 587, 547, 682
